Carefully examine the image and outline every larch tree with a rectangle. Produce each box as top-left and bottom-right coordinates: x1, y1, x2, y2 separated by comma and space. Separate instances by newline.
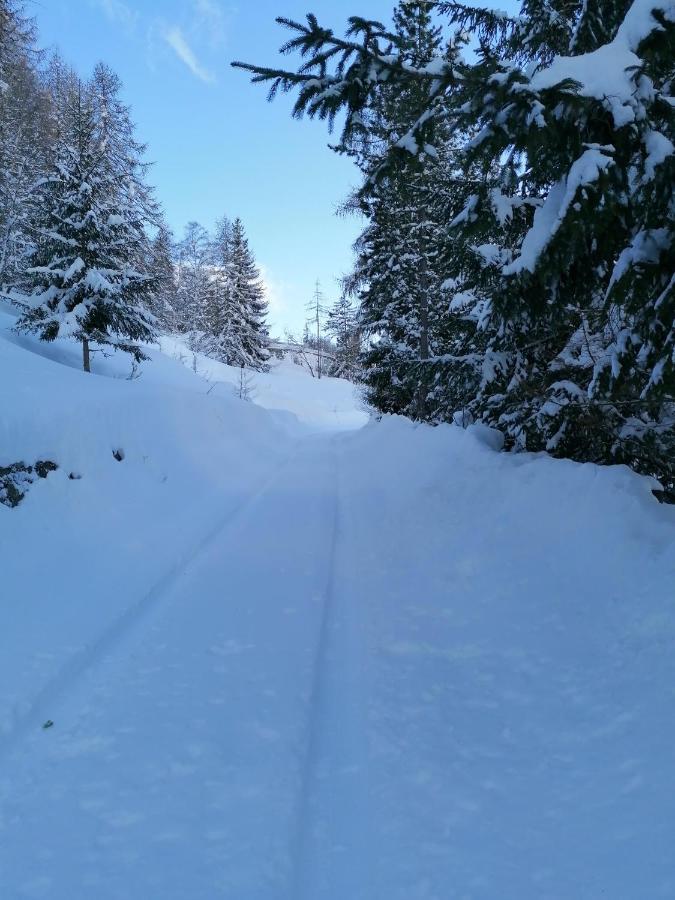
174, 221, 215, 337
0, 1, 49, 290
205, 215, 236, 362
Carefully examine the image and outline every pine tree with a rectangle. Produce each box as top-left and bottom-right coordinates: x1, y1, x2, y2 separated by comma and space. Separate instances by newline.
226, 218, 270, 370
0, 2, 49, 289
13, 71, 156, 371
447, 0, 675, 485
174, 221, 214, 336
324, 293, 361, 381
235, 0, 675, 493
205, 216, 235, 360
172, 216, 269, 370
147, 223, 177, 329
342, 1, 465, 418
305, 280, 328, 378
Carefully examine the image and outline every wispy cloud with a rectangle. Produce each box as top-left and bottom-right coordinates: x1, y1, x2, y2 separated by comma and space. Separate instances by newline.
162, 25, 215, 84
93, 0, 229, 85
193, 0, 233, 49
93, 0, 139, 31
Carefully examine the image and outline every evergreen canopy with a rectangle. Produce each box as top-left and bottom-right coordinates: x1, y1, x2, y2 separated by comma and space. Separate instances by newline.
234, 0, 675, 493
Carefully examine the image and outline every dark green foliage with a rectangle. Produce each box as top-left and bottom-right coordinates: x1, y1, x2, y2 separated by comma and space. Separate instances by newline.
235, 0, 674, 494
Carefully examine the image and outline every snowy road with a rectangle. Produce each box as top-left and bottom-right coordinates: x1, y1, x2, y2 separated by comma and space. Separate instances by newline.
2, 420, 675, 899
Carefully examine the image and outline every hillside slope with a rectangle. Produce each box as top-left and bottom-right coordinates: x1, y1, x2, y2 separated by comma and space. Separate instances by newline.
1, 308, 674, 899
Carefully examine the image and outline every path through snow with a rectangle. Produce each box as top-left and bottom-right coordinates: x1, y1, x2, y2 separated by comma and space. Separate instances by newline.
1, 312, 675, 898
1, 422, 674, 899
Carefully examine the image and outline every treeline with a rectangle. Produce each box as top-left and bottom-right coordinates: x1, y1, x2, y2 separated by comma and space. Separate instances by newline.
288, 286, 361, 381
153, 218, 270, 370
0, 1, 269, 372
235, 0, 675, 494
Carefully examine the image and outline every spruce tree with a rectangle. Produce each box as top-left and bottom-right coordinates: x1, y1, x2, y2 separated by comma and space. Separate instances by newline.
446, 0, 675, 485
147, 223, 177, 329
343, 1, 472, 419
324, 294, 361, 381
226, 218, 270, 370
14, 71, 156, 371
235, 0, 675, 493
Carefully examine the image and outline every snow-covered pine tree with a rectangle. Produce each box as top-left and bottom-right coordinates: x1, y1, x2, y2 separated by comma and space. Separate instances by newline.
205, 215, 237, 362
324, 293, 361, 381
340, 1, 470, 419
210, 216, 233, 281
234, 0, 675, 492
348, 193, 432, 414
13, 68, 156, 372
174, 221, 215, 337
146, 223, 177, 329
445, 0, 675, 488
226, 218, 270, 370
90, 62, 159, 236
0, 1, 49, 289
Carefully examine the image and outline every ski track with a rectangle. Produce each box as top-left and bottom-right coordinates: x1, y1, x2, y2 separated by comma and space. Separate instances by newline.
0, 437, 347, 900
1, 424, 675, 899
291, 440, 371, 900
290, 443, 341, 899
0, 443, 303, 764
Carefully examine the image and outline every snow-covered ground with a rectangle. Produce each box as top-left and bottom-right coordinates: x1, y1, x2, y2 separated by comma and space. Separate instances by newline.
1, 302, 674, 899
157, 334, 369, 431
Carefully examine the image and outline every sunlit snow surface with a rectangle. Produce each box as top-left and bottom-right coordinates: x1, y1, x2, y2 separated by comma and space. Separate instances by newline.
1, 300, 674, 899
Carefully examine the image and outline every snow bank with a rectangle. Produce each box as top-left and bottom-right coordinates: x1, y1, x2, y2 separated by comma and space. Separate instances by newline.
332, 414, 675, 898
0, 305, 321, 739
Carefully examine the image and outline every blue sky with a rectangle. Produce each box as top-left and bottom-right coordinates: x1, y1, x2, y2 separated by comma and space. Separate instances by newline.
29, 0, 512, 334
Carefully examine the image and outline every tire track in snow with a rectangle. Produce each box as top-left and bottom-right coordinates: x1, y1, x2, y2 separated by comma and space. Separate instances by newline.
0, 444, 303, 762
291, 442, 371, 900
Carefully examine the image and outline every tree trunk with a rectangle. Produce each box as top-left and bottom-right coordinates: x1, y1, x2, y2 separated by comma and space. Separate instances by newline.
82, 338, 91, 373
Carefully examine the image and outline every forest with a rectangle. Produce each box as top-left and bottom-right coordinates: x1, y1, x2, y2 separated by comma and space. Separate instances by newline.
2, 0, 672, 491
235, 0, 674, 494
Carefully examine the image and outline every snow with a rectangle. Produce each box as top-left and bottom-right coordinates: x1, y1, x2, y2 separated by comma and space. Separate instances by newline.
504, 147, 614, 275
609, 226, 671, 288
643, 128, 674, 182
616, 0, 675, 48
62, 256, 85, 283
490, 187, 515, 225
1, 301, 675, 898
521, 0, 675, 128
158, 334, 369, 431
527, 42, 645, 128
